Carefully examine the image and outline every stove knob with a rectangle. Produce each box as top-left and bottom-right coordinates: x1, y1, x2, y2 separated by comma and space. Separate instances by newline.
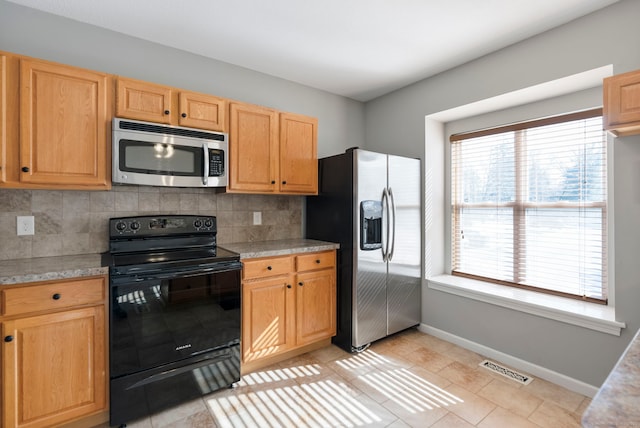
130, 221, 140, 231
194, 219, 203, 228
115, 221, 127, 232
204, 219, 213, 228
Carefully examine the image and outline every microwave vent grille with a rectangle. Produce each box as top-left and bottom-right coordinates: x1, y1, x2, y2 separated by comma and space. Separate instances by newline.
117, 120, 225, 141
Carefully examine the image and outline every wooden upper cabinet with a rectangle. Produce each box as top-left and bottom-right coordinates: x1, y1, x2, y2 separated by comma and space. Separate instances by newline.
116, 77, 227, 131
228, 102, 318, 194
228, 102, 279, 193
178, 90, 226, 131
279, 112, 318, 194
116, 77, 172, 124
19, 59, 110, 188
0, 54, 6, 184
604, 69, 640, 137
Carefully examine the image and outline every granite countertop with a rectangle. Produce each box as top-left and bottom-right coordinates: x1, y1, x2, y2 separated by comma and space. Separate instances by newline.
221, 239, 339, 259
582, 327, 640, 427
0, 254, 108, 285
0, 239, 339, 285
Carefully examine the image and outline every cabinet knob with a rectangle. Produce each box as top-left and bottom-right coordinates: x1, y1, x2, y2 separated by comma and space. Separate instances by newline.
52, 293, 61, 300
267, 266, 272, 270
315, 259, 321, 264
4, 336, 13, 343
181, 113, 187, 118
271, 180, 276, 185
164, 110, 170, 115
282, 181, 287, 185
298, 282, 304, 286
21, 166, 29, 173
287, 284, 292, 289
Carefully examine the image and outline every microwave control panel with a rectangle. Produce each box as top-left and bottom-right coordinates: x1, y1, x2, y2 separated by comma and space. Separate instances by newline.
208, 149, 225, 177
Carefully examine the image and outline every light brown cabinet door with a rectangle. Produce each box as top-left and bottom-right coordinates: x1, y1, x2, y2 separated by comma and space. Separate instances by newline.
19, 59, 109, 188
295, 269, 336, 346
2, 306, 106, 428
279, 112, 318, 194
178, 91, 226, 131
241, 275, 295, 363
116, 77, 172, 124
604, 69, 640, 137
228, 102, 279, 193
0, 54, 6, 184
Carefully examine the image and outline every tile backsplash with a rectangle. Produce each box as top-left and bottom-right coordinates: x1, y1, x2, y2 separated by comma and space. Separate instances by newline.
0, 186, 303, 261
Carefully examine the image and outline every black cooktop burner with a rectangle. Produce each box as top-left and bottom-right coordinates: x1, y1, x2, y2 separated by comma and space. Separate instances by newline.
105, 246, 240, 270
103, 215, 240, 274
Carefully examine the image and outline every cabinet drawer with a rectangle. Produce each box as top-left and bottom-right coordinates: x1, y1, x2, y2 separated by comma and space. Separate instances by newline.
1, 276, 105, 317
296, 251, 335, 272
243, 256, 294, 280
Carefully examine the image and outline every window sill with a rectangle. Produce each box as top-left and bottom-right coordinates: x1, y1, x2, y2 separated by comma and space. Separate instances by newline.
427, 274, 625, 336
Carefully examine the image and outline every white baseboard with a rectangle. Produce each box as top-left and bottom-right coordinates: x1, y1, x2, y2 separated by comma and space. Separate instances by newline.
418, 323, 599, 398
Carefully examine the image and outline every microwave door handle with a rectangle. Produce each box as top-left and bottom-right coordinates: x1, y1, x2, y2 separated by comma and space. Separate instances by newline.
202, 144, 209, 186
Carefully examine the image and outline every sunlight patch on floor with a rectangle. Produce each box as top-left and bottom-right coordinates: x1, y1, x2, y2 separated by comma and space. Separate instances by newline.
207, 379, 382, 427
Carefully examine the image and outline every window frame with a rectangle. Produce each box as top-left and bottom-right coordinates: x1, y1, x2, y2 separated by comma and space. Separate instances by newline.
449, 108, 607, 304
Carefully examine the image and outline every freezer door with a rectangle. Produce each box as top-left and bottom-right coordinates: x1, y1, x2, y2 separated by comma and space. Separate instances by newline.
387, 154, 421, 335
353, 150, 388, 348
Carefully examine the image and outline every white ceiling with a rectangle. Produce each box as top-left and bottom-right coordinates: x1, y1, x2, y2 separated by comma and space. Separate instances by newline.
8, 0, 619, 101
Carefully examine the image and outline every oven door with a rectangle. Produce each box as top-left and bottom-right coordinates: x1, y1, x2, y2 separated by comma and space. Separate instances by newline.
110, 344, 240, 426
110, 262, 241, 378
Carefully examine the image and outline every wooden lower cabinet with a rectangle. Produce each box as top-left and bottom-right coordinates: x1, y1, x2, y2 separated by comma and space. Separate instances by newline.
295, 269, 337, 346
242, 275, 295, 363
241, 251, 336, 371
0, 276, 107, 428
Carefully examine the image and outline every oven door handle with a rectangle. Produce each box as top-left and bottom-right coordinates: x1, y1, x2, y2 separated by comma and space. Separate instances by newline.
125, 348, 235, 390
111, 262, 242, 284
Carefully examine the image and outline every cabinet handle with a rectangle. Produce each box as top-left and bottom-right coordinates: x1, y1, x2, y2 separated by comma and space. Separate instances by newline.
52, 293, 61, 300
21, 166, 29, 173
4, 336, 13, 343
287, 284, 292, 289
164, 110, 170, 115
267, 266, 272, 270
181, 113, 187, 118
298, 282, 303, 286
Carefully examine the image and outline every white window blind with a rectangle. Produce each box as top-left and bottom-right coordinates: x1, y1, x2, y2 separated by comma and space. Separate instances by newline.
450, 109, 607, 303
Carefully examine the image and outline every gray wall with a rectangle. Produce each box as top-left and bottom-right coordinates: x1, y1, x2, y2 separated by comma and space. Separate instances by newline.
365, 0, 640, 387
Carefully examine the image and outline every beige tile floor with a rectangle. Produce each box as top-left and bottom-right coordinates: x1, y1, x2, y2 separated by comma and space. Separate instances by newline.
110, 328, 590, 428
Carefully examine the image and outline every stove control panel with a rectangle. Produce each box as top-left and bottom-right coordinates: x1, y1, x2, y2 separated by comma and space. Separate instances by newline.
109, 215, 216, 237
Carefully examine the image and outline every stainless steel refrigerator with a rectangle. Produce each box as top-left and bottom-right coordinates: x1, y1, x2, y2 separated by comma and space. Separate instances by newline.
306, 148, 421, 352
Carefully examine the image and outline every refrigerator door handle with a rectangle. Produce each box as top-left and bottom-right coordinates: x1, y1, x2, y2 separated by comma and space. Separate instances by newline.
382, 188, 390, 262
388, 187, 396, 261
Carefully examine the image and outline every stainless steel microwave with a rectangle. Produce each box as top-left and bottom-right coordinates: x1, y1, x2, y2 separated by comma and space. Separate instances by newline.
112, 118, 228, 188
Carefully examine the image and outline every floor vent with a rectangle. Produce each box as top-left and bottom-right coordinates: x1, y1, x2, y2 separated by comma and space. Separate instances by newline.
479, 360, 533, 385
